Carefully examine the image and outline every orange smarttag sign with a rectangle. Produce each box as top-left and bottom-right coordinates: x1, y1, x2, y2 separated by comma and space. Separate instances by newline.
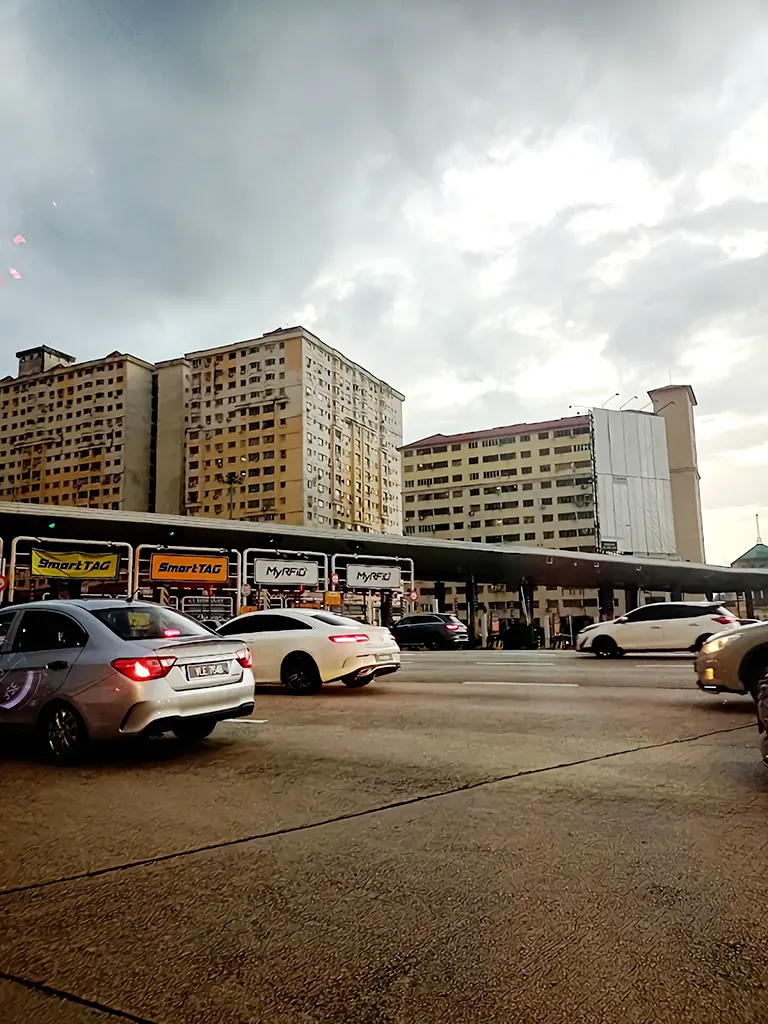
149, 553, 230, 585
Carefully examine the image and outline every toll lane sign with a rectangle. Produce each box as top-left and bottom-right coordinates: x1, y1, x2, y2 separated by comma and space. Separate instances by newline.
149, 553, 230, 585
347, 564, 402, 590
253, 559, 320, 587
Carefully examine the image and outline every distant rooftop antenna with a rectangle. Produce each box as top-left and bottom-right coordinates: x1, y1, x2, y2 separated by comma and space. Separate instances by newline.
757, 513, 762, 545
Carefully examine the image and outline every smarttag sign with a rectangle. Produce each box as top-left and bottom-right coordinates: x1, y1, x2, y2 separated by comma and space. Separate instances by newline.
346, 564, 402, 590
253, 559, 320, 587
149, 553, 230, 585
31, 550, 119, 580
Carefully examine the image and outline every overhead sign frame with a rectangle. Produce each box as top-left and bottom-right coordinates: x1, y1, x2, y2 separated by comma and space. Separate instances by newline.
133, 544, 241, 597
7, 536, 134, 602
242, 546, 329, 594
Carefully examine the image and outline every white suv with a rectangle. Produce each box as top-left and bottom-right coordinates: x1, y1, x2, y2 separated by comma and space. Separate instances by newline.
576, 602, 738, 657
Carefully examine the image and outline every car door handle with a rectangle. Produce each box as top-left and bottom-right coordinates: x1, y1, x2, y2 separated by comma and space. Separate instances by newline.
47, 660, 69, 671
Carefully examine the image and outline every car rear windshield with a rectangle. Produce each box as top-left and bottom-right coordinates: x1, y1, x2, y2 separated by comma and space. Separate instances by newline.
311, 612, 368, 628
439, 614, 465, 624
89, 605, 214, 641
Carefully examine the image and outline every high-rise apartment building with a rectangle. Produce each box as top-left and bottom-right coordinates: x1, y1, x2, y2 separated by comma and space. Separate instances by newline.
0, 346, 155, 511
401, 397, 698, 619
171, 327, 403, 531
0, 330, 404, 534
401, 414, 596, 546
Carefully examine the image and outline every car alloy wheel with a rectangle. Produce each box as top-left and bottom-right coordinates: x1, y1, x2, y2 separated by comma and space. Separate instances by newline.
281, 654, 323, 695
41, 705, 88, 763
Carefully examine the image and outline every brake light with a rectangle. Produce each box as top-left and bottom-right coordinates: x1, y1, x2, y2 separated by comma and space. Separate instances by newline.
111, 657, 177, 681
236, 647, 253, 669
163, 628, 182, 638
446, 623, 461, 631
713, 616, 735, 625
329, 634, 370, 643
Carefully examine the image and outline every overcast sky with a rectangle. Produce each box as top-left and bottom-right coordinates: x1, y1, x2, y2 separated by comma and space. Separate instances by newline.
3, 0, 768, 564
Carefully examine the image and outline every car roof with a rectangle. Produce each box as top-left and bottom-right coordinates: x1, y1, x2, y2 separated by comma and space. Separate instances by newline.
1, 599, 160, 612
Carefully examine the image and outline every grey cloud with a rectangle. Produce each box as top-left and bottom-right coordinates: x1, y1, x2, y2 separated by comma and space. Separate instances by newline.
2, 0, 768, 453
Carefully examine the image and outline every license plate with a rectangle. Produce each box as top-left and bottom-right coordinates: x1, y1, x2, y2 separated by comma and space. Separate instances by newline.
376, 654, 393, 663
188, 662, 229, 679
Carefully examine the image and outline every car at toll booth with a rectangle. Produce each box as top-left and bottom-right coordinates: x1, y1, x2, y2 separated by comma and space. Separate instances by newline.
390, 613, 469, 650
576, 601, 738, 657
0, 600, 255, 762
216, 608, 400, 694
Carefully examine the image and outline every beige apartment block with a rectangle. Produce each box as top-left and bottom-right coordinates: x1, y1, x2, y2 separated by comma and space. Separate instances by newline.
401, 415, 597, 617
0, 346, 154, 512
648, 384, 705, 563
180, 327, 404, 531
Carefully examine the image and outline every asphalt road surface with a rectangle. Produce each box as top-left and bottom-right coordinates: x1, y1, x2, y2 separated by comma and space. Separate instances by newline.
1, 651, 766, 1024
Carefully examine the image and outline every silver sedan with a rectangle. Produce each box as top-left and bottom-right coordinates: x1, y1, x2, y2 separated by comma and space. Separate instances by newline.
0, 599, 255, 762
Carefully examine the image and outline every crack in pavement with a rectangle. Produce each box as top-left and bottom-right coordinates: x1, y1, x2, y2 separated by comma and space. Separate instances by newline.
1, 722, 752, 900
0, 970, 159, 1023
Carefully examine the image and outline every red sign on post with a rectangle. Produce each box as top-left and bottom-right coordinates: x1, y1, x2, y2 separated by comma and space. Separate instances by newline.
0, 575, 7, 593
409, 589, 418, 602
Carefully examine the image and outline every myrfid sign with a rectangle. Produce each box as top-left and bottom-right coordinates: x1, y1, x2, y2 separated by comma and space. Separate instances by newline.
346, 564, 402, 590
253, 559, 320, 587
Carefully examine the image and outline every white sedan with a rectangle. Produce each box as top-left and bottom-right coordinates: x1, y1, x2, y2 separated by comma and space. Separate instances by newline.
215, 609, 401, 694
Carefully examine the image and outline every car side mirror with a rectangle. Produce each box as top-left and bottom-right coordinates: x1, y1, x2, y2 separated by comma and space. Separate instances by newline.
615, 616, 628, 624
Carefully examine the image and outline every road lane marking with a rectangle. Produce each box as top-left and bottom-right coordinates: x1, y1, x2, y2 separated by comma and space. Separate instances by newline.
462, 681, 579, 687
226, 719, 269, 724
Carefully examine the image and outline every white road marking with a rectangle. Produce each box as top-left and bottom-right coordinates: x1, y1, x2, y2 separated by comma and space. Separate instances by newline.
462, 681, 579, 688
226, 718, 269, 724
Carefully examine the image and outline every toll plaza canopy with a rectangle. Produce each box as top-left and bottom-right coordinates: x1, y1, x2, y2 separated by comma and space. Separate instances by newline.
0, 500, 766, 594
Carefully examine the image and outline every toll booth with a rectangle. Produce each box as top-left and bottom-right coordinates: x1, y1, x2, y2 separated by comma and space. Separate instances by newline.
133, 545, 241, 626
242, 547, 329, 612
330, 555, 415, 625
6, 536, 134, 604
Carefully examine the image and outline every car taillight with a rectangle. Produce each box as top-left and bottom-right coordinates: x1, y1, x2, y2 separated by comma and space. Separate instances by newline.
446, 623, 461, 631
713, 616, 735, 625
111, 657, 177, 681
163, 628, 182, 638
236, 647, 253, 669
329, 634, 370, 643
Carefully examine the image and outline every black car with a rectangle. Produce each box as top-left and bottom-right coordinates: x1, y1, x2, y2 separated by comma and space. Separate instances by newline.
391, 613, 469, 650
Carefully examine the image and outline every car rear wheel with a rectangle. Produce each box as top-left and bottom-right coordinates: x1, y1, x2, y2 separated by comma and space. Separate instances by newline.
592, 636, 620, 658
343, 673, 373, 688
172, 720, 218, 742
692, 634, 713, 653
426, 634, 443, 651
39, 702, 89, 764
281, 653, 323, 695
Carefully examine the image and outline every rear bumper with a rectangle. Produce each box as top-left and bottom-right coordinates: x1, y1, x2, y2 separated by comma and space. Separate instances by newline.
329, 647, 401, 682
118, 678, 257, 735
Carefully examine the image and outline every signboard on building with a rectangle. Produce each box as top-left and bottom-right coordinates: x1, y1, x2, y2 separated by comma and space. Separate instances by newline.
181, 596, 234, 621
31, 549, 119, 580
347, 564, 402, 590
591, 407, 676, 557
149, 553, 230, 585
253, 559, 320, 587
